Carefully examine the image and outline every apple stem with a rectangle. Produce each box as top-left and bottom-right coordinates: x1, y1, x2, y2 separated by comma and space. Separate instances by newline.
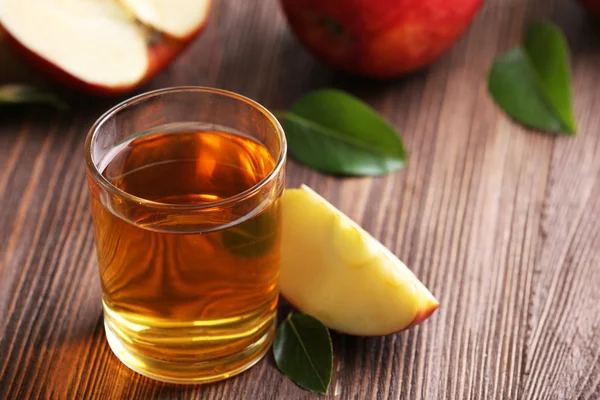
319, 16, 344, 37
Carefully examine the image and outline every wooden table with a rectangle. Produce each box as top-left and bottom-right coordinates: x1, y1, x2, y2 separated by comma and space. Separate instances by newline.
2, 0, 600, 399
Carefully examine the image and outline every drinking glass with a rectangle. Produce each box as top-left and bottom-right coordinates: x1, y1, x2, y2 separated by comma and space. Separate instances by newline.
85, 87, 286, 383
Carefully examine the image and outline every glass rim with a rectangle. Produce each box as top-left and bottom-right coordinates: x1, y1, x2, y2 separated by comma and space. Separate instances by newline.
84, 86, 287, 211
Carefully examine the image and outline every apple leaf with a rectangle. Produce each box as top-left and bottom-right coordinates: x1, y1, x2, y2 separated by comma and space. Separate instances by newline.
273, 312, 333, 394
277, 89, 407, 176
221, 210, 278, 258
0, 85, 67, 110
488, 21, 576, 135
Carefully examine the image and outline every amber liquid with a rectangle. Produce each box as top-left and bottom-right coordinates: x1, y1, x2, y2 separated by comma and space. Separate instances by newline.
89, 129, 281, 383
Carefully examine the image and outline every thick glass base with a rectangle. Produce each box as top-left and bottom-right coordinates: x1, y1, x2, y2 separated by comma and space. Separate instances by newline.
104, 317, 276, 384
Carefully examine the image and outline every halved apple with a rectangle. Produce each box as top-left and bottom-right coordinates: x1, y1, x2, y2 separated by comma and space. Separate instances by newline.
280, 185, 438, 336
0, 0, 211, 95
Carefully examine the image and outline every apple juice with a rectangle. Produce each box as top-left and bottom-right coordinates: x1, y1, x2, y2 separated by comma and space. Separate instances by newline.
88, 128, 281, 382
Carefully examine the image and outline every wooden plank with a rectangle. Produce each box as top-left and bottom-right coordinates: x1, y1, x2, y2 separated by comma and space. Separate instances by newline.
1, 0, 599, 398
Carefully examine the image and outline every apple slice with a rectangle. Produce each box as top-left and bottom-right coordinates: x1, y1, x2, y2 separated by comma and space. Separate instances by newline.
280, 185, 438, 336
119, 0, 210, 39
0, 0, 211, 95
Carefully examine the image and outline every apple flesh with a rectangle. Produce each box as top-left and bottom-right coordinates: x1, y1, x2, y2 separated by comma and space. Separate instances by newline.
279, 0, 483, 79
280, 185, 439, 336
0, 0, 211, 95
119, 0, 210, 39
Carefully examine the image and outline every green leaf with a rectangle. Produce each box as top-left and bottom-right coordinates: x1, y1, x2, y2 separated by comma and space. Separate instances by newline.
221, 209, 278, 258
279, 89, 407, 176
488, 21, 576, 135
0, 85, 67, 109
273, 313, 333, 394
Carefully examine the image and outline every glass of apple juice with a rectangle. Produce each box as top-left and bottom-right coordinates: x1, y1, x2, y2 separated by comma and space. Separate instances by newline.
84, 87, 286, 383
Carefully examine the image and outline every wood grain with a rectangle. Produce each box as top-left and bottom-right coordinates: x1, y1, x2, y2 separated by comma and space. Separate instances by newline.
2, 0, 600, 398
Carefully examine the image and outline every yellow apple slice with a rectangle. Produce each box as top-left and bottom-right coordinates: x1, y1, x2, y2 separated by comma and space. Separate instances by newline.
280, 185, 438, 336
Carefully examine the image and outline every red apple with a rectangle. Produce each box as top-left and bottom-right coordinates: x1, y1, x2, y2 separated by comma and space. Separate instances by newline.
578, 0, 600, 15
279, 0, 483, 78
0, 0, 211, 95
